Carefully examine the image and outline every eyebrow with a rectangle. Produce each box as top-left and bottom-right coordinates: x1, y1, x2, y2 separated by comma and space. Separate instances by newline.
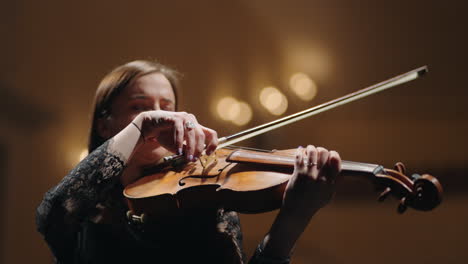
129, 94, 149, 100
129, 94, 175, 105
160, 98, 175, 105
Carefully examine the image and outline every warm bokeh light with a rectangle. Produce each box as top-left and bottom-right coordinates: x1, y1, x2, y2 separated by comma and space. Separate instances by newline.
217, 97, 252, 126
217, 97, 240, 121
232, 102, 252, 126
289, 72, 317, 101
79, 149, 88, 162
67, 148, 88, 168
259, 86, 288, 115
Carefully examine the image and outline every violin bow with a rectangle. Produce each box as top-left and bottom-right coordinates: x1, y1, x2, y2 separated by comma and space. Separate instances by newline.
217, 66, 428, 148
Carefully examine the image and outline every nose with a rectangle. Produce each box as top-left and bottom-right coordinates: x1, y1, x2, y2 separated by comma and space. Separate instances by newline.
153, 102, 161, 111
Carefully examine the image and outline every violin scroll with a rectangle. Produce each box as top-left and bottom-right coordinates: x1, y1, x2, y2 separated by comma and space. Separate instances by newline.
375, 162, 443, 214
409, 174, 443, 211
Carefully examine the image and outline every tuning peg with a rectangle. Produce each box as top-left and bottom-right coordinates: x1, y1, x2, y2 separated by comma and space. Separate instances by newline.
411, 173, 421, 181
397, 197, 407, 214
394, 162, 406, 174
378, 187, 392, 202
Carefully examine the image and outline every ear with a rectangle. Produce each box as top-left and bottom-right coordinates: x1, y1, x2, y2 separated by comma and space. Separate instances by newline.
96, 117, 112, 139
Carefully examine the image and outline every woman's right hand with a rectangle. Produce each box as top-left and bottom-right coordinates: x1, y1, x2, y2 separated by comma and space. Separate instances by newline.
133, 110, 218, 161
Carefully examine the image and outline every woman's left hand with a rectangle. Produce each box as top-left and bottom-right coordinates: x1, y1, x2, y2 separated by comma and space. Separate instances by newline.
281, 145, 342, 217
259, 145, 342, 260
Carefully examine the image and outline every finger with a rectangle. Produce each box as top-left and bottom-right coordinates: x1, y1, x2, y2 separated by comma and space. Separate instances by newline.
186, 113, 200, 130
180, 113, 201, 161
182, 117, 196, 161
202, 126, 218, 155
188, 113, 198, 121
303, 145, 317, 179
317, 147, 329, 169
184, 130, 195, 161
317, 147, 330, 181
186, 114, 203, 160
193, 127, 205, 160
173, 118, 184, 155
328, 150, 342, 182
305, 145, 316, 165
295, 146, 305, 172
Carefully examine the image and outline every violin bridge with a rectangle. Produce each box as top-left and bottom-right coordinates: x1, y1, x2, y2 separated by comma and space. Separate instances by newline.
199, 152, 217, 170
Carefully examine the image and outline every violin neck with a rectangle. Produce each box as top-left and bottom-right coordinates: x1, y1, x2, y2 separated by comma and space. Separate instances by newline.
341, 160, 385, 176
226, 149, 384, 176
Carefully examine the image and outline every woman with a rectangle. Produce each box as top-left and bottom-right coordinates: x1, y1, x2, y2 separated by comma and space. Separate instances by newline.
36, 60, 342, 264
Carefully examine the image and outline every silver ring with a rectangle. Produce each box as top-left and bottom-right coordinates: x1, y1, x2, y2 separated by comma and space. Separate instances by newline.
303, 157, 317, 166
185, 121, 196, 130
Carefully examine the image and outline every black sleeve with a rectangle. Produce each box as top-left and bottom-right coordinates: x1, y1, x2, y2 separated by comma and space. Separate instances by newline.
216, 210, 290, 264
248, 242, 291, 264
35, 140, 125, 261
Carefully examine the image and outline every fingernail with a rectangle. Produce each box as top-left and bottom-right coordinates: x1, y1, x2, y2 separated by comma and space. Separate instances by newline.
177, 148, 183, 155
194, 156, 199, 161
188, 155, 193, 162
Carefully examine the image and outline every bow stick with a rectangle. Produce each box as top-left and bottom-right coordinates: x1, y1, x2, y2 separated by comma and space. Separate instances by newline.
218, 66, 428, 148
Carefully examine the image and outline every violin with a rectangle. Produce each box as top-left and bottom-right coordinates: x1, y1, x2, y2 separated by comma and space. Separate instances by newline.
123, 66, 443, 224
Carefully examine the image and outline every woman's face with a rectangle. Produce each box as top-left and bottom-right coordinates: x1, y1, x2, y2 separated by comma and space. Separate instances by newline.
100, 72, 177, 164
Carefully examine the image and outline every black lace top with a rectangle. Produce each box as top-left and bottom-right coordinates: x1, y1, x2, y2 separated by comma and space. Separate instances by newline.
36, 140, 290, 264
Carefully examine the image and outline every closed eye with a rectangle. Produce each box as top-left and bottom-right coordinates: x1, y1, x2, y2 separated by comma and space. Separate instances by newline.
160, 99, 175, 111
130, 101, 152, 112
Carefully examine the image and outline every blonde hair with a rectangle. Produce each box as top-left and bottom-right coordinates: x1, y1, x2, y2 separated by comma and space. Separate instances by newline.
88, 60, 181, 152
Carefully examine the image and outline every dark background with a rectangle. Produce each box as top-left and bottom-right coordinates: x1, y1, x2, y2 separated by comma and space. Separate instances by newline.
2, 0, 467, 263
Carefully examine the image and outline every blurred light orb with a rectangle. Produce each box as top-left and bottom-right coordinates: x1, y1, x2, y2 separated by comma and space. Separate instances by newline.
289, 72, 317, 101
217, 97, 239, 121
232, 102, 252, 126
259, 86, 288, 115
226, 102, 241, 121
79, 149, 88, 162
217, 97, 252, 125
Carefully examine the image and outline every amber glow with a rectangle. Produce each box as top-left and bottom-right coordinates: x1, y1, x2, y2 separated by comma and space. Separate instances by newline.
217, 96, 252, 126
79, 149, 88, 162
289, 72, 317, 101
232, 102, 252, 126
259, 86, 288, 115
217, 97, 239, 121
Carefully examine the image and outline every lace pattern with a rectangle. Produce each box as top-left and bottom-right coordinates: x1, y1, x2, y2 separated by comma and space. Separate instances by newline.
217, 209, 245, 261
36, 140, 125, 239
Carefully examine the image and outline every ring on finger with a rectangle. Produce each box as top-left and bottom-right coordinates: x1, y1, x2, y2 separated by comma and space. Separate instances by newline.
185, 121, 196, 130
304, 156, 317, 167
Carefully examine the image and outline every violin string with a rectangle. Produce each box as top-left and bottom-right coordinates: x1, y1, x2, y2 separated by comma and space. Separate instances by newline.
223, 145, 273, 152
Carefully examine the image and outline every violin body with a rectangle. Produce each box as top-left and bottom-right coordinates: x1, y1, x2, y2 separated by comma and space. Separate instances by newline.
124, 147, 443, 223
124, 148, 295, 220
